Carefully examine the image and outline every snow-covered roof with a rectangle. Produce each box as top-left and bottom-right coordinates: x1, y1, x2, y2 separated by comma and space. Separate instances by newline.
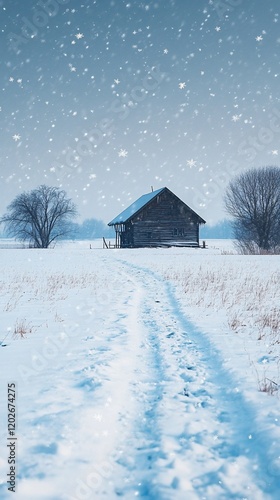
108, 187, 165, 225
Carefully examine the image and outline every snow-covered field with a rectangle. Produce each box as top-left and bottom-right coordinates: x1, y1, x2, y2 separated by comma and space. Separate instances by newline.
0, 240, 279, 499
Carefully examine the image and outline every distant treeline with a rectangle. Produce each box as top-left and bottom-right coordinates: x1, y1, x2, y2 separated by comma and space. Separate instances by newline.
70, 219, 115, 239
0, 218, 233, 240
0, 218, 114, 240
200, 219, 233, 239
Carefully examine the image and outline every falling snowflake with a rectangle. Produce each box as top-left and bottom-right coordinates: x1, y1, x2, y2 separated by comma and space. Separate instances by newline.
93, 413, 103, 421
272, 150, 278, 155
232, 114, 241, 122
187, 159, 197, 168
215, 26, 221, 32
9, 77, 14, 82
12, 134, 21, 142
75, 33, 84, 39
163, 48, 168, 54
114, 79, 120, 84
256, 35, 263, 42
179, 82, 186, 89
118, 149, 128, 158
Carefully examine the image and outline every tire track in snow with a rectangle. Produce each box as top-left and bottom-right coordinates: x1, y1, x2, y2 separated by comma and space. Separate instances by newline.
113, 259, 280, 500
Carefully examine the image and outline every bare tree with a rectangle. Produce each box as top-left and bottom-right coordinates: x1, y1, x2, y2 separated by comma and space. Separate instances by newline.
224, 166, 280, 253
0, 185, 78, 248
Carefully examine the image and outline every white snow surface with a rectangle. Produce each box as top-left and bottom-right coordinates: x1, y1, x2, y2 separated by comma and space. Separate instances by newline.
0, 240, 280, 500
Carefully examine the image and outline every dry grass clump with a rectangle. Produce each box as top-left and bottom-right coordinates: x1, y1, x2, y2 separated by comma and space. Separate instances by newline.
258, 377, 279, 395
13, 319, 34, 338
256, 309, 280, 343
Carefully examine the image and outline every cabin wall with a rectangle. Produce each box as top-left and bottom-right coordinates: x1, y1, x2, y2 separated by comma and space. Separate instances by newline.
131, 221, 199, 247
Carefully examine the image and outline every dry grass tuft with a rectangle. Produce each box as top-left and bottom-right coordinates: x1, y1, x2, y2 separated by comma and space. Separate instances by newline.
13, 319, 34, 338
258, 377, 279, 395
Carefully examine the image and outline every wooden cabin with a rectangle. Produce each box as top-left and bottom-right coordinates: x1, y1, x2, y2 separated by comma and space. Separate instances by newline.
107, 187, 206, 248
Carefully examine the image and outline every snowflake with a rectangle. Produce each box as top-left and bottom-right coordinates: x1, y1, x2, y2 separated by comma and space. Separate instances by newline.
187, 159, 197, 168
272, 150, 278, 155
9, 77, 14, 82
256, 35, 263, 42
75, 33, 84, 39
179, 82, 186, 89
89, 173, 97, 179
215, 26, 221, 32
12, 134, 21, 142
163, 48, 168, 54
93, 413, 102, 422
114, 79, 120, 84
118, 149, 128, 158
232, 114, 241, 122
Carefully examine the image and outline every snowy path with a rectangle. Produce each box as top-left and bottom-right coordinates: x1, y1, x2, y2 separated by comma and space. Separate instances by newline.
0, 249, 279, 499
107, 258, 279, 500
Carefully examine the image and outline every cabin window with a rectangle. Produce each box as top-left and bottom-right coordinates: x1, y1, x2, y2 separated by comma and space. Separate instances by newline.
173, 228, 184, 236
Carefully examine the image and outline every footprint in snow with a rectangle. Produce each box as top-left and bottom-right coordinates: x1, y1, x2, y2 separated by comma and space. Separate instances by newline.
75, 378, 101, 392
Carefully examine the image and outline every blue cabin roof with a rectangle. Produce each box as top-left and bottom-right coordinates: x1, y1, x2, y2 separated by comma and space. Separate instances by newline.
108, 187, 165, 225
